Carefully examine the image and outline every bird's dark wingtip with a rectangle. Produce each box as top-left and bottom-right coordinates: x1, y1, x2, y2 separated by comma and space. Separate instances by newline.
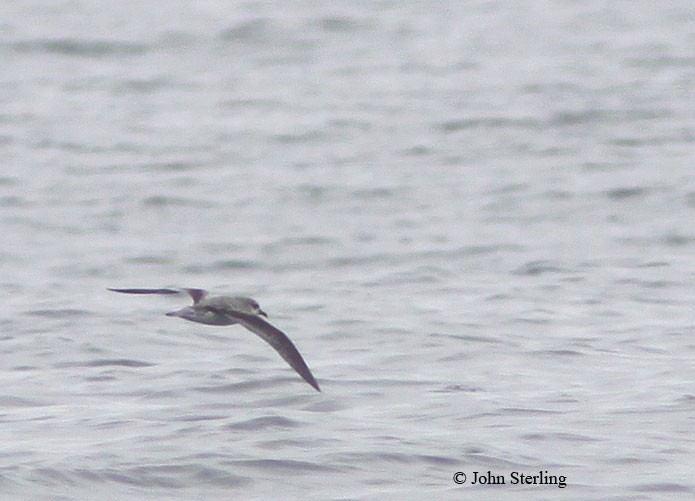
303, 374, 321, 392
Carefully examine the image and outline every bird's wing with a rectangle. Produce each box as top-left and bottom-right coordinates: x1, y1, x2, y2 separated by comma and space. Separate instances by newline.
213, 309, 320, 392
108, 288, 207, 304
108, 288, 181, 295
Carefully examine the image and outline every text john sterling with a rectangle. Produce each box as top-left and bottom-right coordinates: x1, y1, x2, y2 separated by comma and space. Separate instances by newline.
453, 470, 567, 489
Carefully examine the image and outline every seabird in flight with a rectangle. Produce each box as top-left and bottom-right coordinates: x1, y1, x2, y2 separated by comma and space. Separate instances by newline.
108, 288, 320, 392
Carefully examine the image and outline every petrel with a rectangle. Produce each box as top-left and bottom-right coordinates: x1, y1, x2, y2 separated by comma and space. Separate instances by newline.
108, 288, 320, 392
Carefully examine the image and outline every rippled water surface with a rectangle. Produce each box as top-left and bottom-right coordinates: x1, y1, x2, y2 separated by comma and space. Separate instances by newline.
1, 1, 694, 499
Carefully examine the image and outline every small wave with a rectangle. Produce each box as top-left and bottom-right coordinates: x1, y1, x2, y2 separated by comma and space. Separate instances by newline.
55, 359, 155, 368
530, 349, 584, 357
633, 482, 692, 493
24, 309, 91, 318
231, 458, 338, 473
0, 395, 50, 407
605, 187, 647, 199
11, 39, 148, 56
513, 260, 569, 276
225, 416, 300, 431
219, 19, 271, 43
312, 15, 370, 33
438, 117, 541, 132
141, 195, 214, 208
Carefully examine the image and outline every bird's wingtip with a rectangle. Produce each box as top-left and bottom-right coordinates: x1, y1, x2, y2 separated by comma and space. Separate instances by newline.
307, 377, 321, 392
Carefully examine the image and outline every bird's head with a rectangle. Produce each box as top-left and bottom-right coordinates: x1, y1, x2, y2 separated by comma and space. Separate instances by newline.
247, 298, 267, 317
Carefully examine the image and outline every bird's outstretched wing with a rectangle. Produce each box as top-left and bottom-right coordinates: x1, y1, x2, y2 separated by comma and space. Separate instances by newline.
108, 288, 180, 295
108, 288, 207, 303
213, 309, 321, 392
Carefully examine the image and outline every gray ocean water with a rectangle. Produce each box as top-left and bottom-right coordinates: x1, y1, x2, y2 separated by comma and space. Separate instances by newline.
1, 1, 694, 499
